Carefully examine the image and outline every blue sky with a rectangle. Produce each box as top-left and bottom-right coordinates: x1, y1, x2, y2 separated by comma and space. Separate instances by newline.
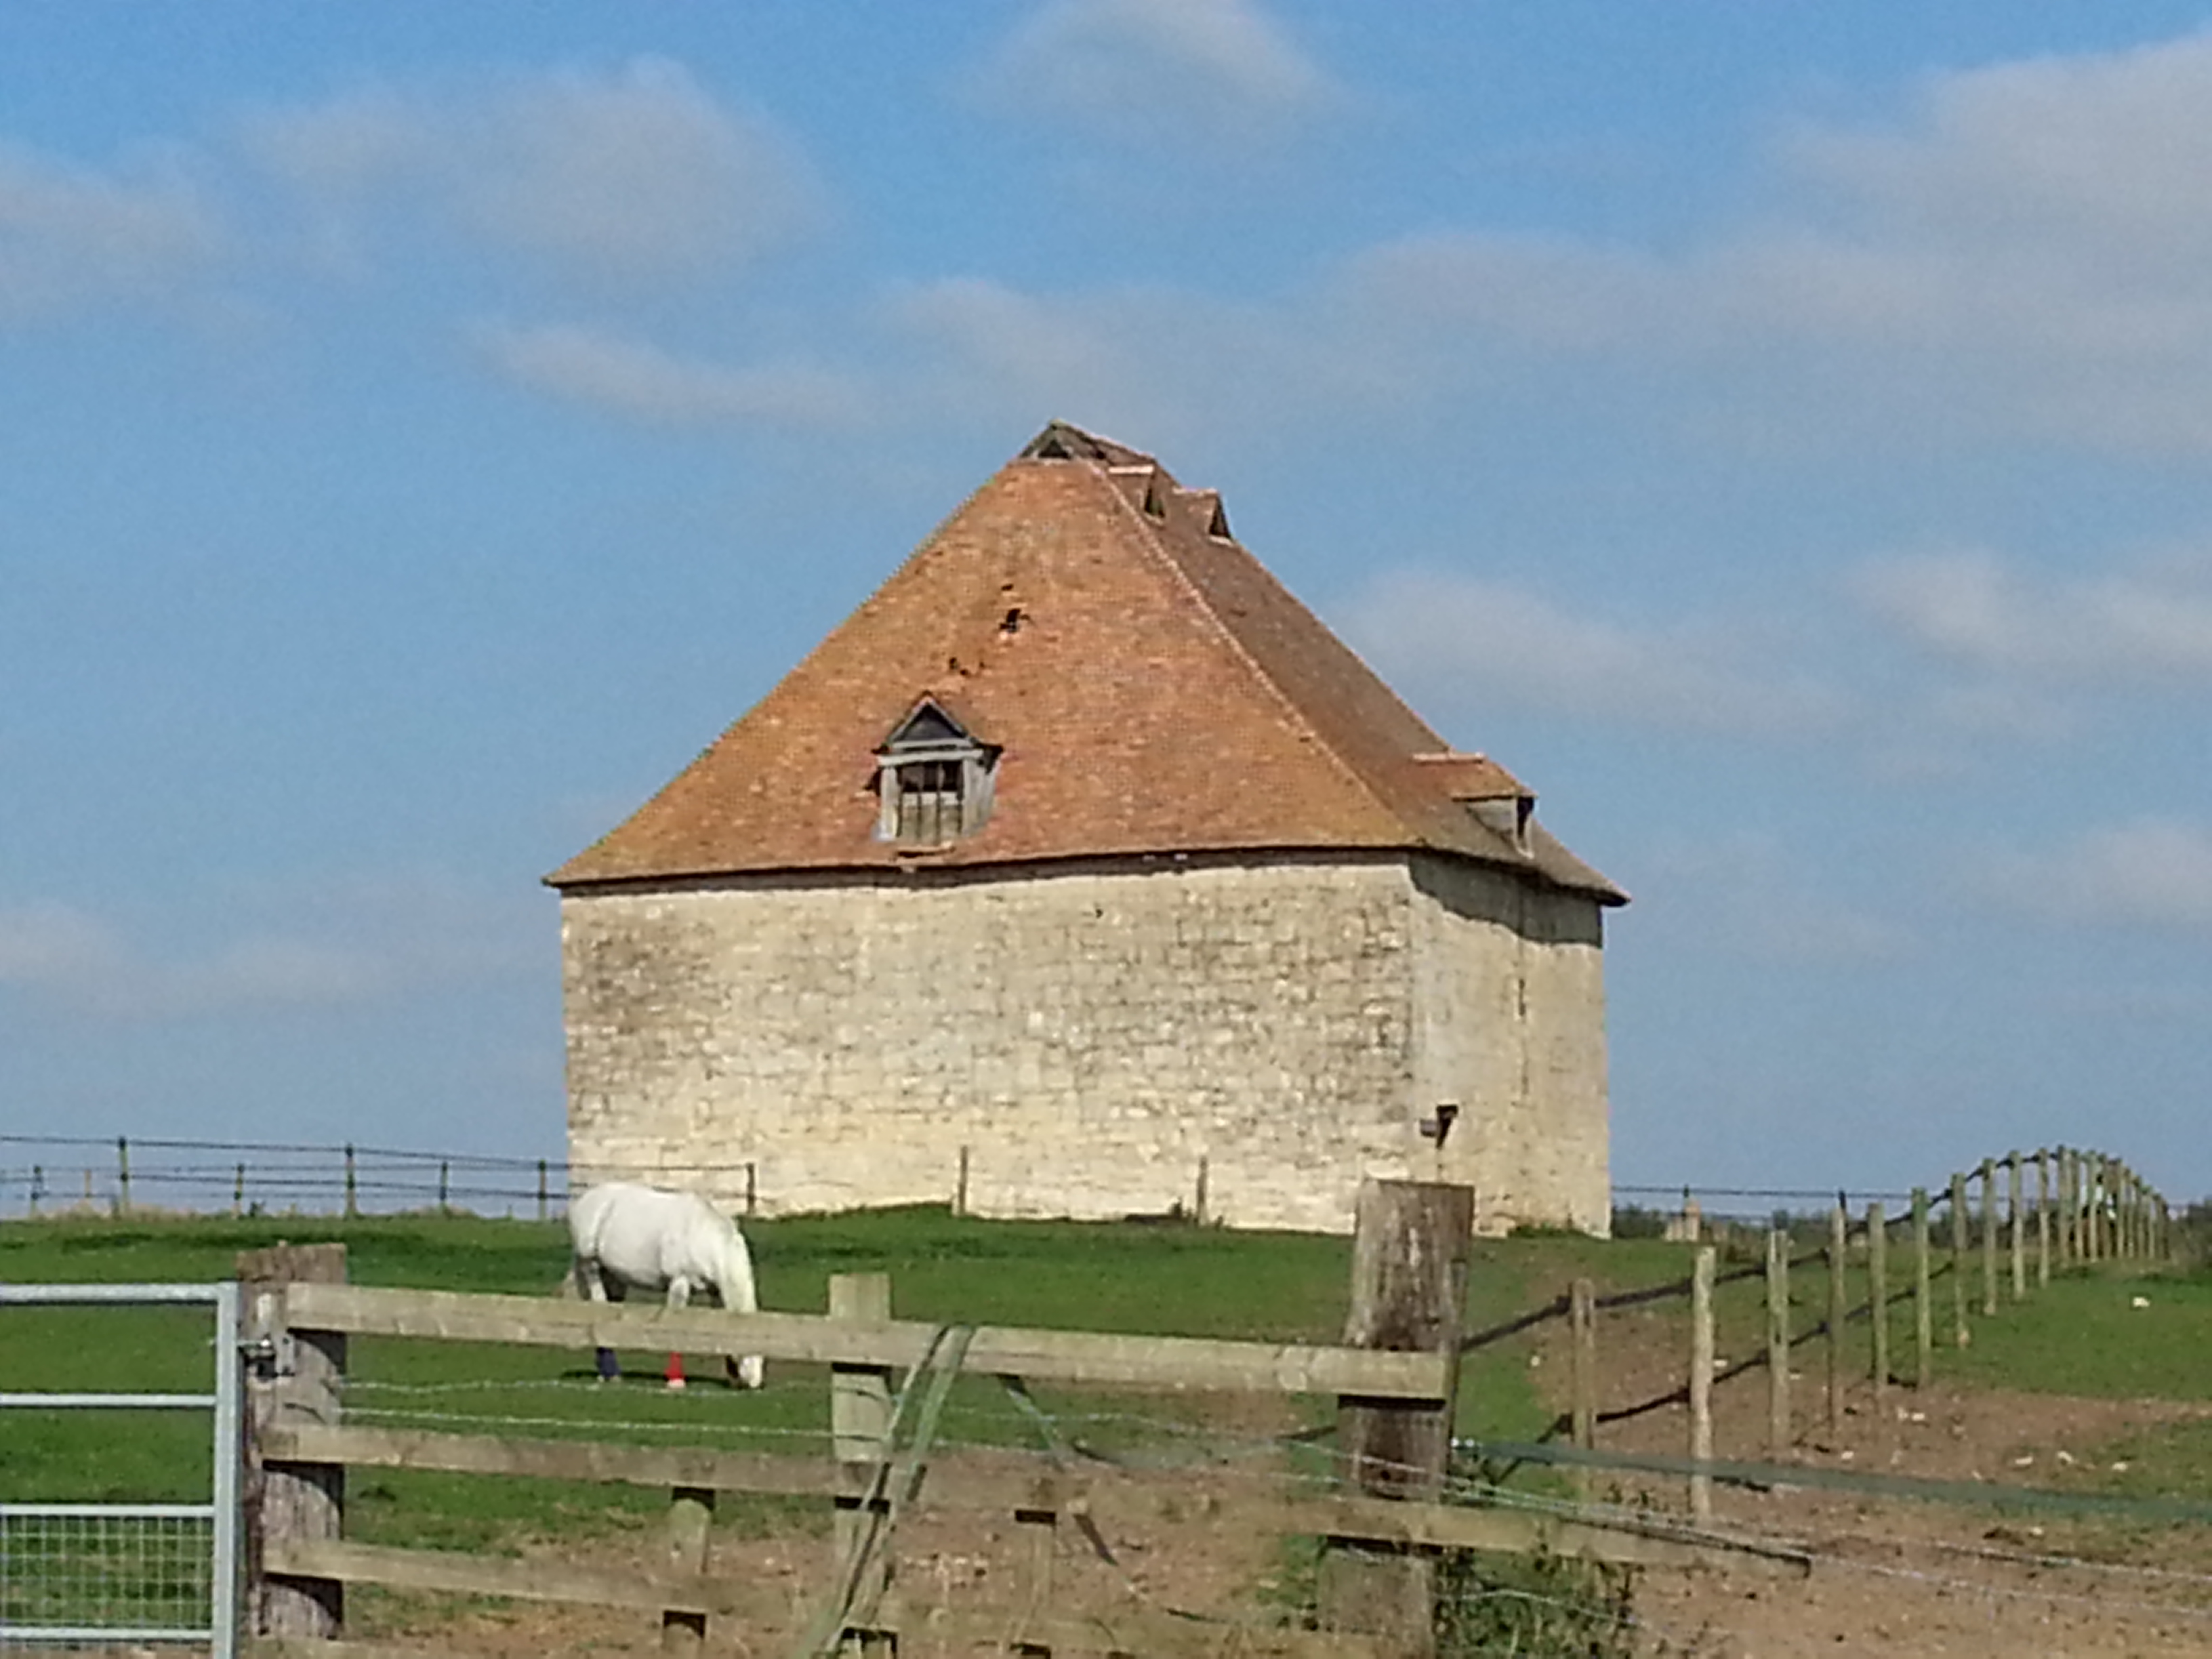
4, 3, 2211, 1208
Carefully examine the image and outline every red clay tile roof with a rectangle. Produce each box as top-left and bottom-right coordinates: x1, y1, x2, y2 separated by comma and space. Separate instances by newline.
547, 422, 1625, 903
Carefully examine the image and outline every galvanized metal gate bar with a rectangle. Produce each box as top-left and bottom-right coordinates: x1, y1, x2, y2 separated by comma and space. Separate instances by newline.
0, 1282, 241, 1655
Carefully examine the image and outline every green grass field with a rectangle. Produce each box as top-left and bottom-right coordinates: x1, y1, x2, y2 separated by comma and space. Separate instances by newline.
4, 1210, 2203, 1553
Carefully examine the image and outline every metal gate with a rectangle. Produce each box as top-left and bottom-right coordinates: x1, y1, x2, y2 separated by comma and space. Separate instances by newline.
0, 1284, 242, 1654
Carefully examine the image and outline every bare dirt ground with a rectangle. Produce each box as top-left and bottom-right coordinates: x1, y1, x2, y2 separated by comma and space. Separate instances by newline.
341, 1323, 2212, 1658
1528, 1303, 2212, 1657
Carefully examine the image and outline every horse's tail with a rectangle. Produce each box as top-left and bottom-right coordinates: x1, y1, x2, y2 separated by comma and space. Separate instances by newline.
714, 1212, 759, 1315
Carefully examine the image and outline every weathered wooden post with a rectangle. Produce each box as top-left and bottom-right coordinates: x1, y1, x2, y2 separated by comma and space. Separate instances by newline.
536, 1158, 549, 1224
1911, 1187, 1931, 1389
2085, 1153, 2104, 1262
1866, 1202, 1889, 1405
1570, 1276, 1597, 1503
2035, 1150, 2051, 1288
1765, 1229, 1790, 1460
2007, 1152, 2025, 1300
1980, 1158, 1999, 1315
343, 1145, 358, 1219
2052, 1150, 2070, 1265
1689, 1246, 1715, 1521
1826, 1203, 1846, 1433
1319, 1179, 1472, 1653
237, 1241, 348, 1640
954, 1146, 970, 1218
1948, 1172, 1969, 1349
830, 1272, 896, 1659
233, 1162, 246, 1218
115, 1136, 130, 1218
663, 1483, 715, 1652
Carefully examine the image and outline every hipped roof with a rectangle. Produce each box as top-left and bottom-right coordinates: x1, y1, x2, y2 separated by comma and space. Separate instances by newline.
548, 421, 1624, 903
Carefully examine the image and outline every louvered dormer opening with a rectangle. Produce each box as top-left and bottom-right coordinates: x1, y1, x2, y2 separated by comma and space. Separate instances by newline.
874, 697, 1000, 846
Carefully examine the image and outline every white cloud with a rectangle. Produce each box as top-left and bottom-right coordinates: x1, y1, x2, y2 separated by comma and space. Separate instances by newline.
476, 320, 867, 428
0, 876, 536, 1021
975, 0, 1338, 150
1852, 547, 2212, 685
0, 901, 380, 1018
1980, 819, 2212, 934
0, 140, 222, 321
245, 58, 817, 285
1637, 834, 1910, 966
1339, 569, 1845, 737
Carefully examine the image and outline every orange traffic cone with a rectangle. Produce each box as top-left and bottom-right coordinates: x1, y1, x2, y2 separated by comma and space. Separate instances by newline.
665, 1351, 687, 1390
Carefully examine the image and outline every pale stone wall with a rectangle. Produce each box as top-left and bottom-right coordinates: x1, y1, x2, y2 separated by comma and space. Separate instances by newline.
1405, 855, 1610, 1235
561, 851, 1607, 1235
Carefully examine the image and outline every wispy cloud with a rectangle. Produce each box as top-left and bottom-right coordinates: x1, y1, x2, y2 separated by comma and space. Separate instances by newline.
1978, 819, 2212, 935
0, 140, 222, 323
1339, 570, 1845, 737
1851, 546, 2212, 686
0, 876, 537, 1021
475, 320, 867, 428
973, 0, 1338, 152
243, 58, 819, 285
1636, 833, 1910, 966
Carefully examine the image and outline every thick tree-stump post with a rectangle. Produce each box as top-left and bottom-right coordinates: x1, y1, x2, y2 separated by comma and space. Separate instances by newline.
1319, 1180, 1472, 1655
1570, 1277, 1597, 1504
1765, 1229, 1790, 1460
830, 1273, 896, 1659
662, 1487, 714, 1652
1689, 1246, 1715, 1521
237, 1242, 347, 1641
1825, 1204, 1846, 1434
1866, 1203, 1889, 1404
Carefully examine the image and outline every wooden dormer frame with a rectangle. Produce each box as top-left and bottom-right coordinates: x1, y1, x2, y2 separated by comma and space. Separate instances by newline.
874, 697, 1000, 846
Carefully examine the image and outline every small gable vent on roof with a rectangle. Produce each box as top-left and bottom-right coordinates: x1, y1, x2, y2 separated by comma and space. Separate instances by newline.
1022, 422, 1107, 463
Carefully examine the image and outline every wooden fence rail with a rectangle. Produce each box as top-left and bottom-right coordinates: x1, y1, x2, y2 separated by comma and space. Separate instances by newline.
238, 1181, 1814, 1658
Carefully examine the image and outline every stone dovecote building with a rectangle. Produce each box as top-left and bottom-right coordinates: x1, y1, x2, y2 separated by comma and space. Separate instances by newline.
548, 422, 1626, 1235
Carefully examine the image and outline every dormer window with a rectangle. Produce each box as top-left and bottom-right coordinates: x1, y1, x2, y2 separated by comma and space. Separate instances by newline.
875, 698, 998, 846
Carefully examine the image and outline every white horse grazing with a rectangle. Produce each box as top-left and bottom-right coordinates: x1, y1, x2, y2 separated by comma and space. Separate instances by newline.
568, 1182, 764, 1389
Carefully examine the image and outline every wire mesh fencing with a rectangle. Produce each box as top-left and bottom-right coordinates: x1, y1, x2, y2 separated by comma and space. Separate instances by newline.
0, 1504, 214, 1648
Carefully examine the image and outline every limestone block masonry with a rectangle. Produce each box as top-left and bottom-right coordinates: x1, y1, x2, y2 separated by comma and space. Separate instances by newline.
562, 851, 1609, 1236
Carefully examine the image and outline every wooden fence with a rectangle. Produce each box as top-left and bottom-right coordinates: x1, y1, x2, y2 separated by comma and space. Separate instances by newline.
234, 1182, 1803, 1659
1521, 1145, 2175, 1519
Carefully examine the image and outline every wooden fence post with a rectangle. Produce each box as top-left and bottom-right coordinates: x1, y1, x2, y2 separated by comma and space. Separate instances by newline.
115, 1136, 130, 1218
2052, 1150, 2070, 1265
954, 1147, 970, 1218
237, 1242, 348, 1640
1948, 1173, 1969, 1349
2035, 1151, 2051, 1288
2007, 1153, 2025, 1300
1980, 1158, 1999, 1315
1570, 1277, 1596, 1504
830, 1273, 896, 1658
663, 1485, 715, 1652
1826, 1204, 1845, 1435
2085, 1153, 2103, 1262
344, 1145, 358, 1219
1689, 1246, 1715, 1521
1765, 1229, 1790, 1460
1866, 1202, 1888, 1406
1911, 1188, 1931, 1389
1319, 1179, 1473, 1654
